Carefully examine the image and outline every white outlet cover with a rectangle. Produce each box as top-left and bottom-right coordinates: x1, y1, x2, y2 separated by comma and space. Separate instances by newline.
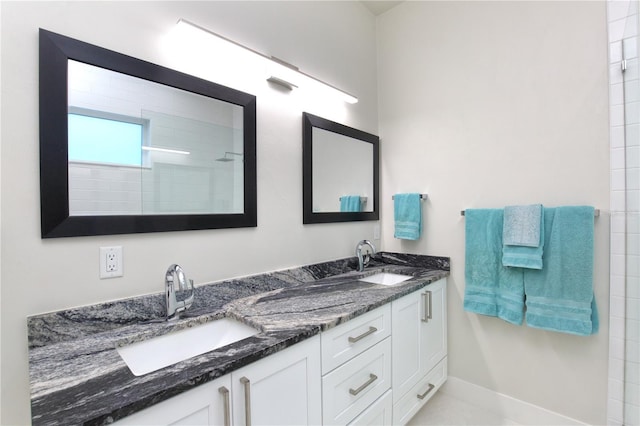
100, 246, 123, 279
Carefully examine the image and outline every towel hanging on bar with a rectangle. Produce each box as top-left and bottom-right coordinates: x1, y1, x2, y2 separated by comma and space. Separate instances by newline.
393, 194, 427, 200
461, 208, 600, 217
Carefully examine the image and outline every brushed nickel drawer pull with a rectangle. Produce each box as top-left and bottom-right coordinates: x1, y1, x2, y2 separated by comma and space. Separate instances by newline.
348, 326, 377, 343
427, 290, 433, 320
240, 376, 252, 426
417, 383, 435, 400
421, 293, 428, 322
349, 373, 378, 396
218, 386, 231, 426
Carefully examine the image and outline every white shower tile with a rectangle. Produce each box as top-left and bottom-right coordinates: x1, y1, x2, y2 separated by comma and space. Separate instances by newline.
612, 190, 626, 212
611, 274, 627, 297
611, 17, 628, 43
612, 295, 628, 317
611, 336, 627, 360
613, 40, 624, 63
612, 104, 625, 127
612, 82, 625, 106
610, 356, 626, 381
627, 124, 640, 147
613, 168, 627, 190
625, 13, 639, 38
612, 147, 627, 169
626, 101, 640, 125
612, 125, 625, 149
624, 36, 639, 59
609, 1, 631, 23
612, 63, 625, 84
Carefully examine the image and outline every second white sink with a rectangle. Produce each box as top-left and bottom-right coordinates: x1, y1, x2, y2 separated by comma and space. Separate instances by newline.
359, 272, 412, 286
117, 318, 259, 376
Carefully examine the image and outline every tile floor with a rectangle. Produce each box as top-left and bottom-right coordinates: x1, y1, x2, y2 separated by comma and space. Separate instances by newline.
407, 391, 519, 425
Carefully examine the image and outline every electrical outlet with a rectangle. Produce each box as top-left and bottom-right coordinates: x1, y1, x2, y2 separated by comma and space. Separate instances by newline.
100, 246, 123, 279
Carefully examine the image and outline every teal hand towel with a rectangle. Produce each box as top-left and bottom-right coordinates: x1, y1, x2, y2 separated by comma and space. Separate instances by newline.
524, 206, 598, 336
340, 195, 362, 212
464, 209, 525, 325
394, 193, 422, 240
502, 204, 544, 270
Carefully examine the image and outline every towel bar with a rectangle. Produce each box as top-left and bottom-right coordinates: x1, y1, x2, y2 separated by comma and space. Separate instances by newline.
339, 196, 367, 203
392, 194, 428, 200
460, 208, 600, 217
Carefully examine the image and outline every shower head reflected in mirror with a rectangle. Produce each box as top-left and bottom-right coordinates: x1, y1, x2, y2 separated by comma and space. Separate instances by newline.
216, 152, 244, 162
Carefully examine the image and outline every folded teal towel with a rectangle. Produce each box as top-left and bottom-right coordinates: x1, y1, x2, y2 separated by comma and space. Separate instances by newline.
340, 195, 362, 212
502, 204, 544, 270
394, 193, 422, 240
464, 209, 525, 325
524, 206, 598, 336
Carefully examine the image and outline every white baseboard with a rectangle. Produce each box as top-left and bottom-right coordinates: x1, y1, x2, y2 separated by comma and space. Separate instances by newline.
440, 376, 588, 426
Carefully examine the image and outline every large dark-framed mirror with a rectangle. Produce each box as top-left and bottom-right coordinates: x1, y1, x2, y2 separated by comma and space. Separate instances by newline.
302, 112, 379, 224
39, 29, 257, 238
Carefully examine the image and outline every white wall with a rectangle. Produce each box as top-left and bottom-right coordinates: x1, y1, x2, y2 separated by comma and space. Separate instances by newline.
377, 2, 610, 424
0, 2, 378, 423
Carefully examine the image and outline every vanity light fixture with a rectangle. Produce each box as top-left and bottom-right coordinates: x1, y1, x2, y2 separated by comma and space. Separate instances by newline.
142, 146, 190, 155
175, 19, 358, 104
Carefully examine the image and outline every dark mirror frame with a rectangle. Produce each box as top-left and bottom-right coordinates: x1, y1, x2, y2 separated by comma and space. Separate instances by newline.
302, 112, 379, 224
39, 29, 257, 238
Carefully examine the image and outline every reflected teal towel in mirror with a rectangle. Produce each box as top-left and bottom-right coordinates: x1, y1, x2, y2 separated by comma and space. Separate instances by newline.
524, 206, 598, 336
340, 195, 362, 212
463, 209, 525, 325
394, 193, 422, 240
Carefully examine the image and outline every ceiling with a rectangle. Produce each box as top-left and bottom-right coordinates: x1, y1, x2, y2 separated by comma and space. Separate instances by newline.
360, 1, 403, 16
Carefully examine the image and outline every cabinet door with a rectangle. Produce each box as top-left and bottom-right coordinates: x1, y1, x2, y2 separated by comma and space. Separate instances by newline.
422, 279, 447, 374
113, 374, 232, 426
232, 335, 321, 426
392, 278, 447, 403
391, 289, 423, 403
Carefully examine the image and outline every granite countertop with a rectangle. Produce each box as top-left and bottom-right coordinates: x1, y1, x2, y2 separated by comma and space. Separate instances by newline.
27, 252, 450, 425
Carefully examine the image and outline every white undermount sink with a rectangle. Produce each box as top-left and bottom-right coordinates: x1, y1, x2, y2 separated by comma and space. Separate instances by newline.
116, 318, 259, 376
358, 272, 413, 286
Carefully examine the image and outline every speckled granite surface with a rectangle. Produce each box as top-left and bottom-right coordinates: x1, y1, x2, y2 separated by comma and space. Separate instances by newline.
28, 252, 449, 425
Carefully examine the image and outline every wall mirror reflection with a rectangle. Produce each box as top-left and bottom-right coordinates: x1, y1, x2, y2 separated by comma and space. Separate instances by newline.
39, 29, 257, 238
302, 112, 379, 224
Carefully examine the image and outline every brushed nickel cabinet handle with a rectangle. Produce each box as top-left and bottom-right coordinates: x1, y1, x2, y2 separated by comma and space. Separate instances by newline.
421, 293, 428, 322
349, 373, 378, 396
427, 290, 433, 320
240, 377, 252, 426
218, 386, 231, 426
417, 383, 435, 400
348, 326, 377, 343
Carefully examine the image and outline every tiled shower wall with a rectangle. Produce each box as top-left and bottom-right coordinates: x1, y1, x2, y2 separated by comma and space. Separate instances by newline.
608, 2, 640, 425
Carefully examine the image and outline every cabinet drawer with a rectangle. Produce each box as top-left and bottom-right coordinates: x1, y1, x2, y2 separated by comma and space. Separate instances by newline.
322, 338, 392, 426
392, 356, 447, 426
321, 304, 391, 374
348, 390, 392, 426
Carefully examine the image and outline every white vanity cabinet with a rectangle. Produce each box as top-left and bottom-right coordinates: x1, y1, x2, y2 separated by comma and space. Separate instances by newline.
391, 278, 448, 425
320, 304, 393, 426
114, 335, 321, 426
112, 278, 448, 426
231, 335, 322, 426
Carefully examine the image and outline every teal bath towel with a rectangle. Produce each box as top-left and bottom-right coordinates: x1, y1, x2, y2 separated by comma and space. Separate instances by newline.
464, 209, 525, 325
502, 204, 545, 270
394, 193, 422, 240
340, 195, 362, 212
524, 206, 598, 336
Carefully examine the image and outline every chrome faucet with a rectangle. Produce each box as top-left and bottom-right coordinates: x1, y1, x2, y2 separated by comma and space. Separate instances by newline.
356, 240, 376, 272
165, 264, 195, 320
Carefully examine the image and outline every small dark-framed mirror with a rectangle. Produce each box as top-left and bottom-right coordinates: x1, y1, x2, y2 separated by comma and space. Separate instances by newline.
302, 112, 379, 224
39, 29, 257, 238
